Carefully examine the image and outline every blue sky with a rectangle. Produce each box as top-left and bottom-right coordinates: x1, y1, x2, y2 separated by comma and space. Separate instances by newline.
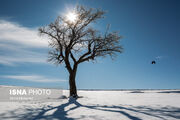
0, 0, 179, 89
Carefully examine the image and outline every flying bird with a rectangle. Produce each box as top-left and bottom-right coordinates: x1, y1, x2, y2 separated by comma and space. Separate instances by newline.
151, 56, 164, 64
151, 60, 156, 64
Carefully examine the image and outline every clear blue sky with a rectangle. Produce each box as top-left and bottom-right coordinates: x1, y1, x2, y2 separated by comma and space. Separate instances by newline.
0, 0, 179, 89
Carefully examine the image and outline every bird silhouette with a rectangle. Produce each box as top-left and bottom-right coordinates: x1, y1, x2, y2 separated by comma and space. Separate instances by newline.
151, 60, 156, 64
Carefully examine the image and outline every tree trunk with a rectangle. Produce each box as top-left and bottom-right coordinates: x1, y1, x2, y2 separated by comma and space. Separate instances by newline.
69, 65, 78, 98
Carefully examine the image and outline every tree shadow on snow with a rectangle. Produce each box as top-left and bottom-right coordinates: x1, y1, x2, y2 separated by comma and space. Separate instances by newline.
0, 99, 180, 120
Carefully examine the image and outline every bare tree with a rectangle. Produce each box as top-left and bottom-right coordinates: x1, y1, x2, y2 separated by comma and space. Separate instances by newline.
39, 6, 123, 98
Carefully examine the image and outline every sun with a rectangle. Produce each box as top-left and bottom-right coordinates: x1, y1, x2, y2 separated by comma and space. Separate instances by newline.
66, 12, 78, 23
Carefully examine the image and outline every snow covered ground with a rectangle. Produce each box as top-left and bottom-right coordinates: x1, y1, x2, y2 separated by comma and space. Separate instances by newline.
0, 86, 180, 120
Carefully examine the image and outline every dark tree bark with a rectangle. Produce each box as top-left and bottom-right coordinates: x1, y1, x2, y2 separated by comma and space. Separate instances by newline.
39, 5, 123, 98
69, 64, 78, 97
